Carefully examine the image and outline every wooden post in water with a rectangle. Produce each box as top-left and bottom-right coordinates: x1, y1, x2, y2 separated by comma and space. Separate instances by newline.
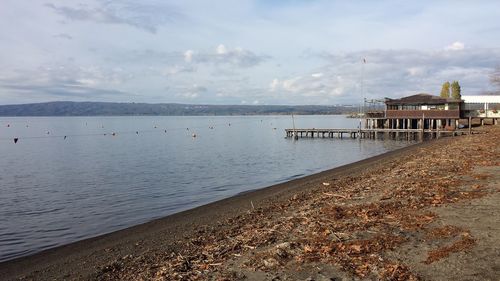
291, 113, 298, 140
421, 113, 425, 141
469, 116, 472, 135
358, 120, 362, 139
437, 120, 440, 139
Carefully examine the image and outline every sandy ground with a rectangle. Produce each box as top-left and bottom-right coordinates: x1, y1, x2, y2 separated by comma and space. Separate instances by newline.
0, 126, 498, 281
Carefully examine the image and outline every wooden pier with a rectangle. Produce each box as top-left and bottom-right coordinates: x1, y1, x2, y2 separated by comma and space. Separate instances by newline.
285, 128, 468, 140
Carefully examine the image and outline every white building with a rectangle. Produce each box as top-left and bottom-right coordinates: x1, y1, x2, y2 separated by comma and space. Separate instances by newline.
462, 95, 500, 118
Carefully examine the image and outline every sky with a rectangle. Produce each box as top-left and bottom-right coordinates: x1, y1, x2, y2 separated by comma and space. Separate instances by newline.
1, 0, 500, 105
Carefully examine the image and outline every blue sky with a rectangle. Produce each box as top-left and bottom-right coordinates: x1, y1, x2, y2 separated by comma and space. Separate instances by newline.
1, 0, 499, 105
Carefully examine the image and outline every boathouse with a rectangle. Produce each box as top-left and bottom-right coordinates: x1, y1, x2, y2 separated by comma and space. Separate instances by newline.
285, 93, 499, 140
381, 93, 462, 130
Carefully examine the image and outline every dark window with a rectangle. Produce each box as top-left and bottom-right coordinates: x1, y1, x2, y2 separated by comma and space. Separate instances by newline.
448, 103, 458, 110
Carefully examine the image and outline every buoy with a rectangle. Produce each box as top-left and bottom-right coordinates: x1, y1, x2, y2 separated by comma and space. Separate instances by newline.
64, 136, 67, 140
47, 131, 50, 134
136, 131, 139, 134
186, 128, 189, 130
13, 138, 18, 143
164, 130, 167, 133
154, 126, 157, 128
7, 124, 10, 127
192, 133, 197, 138
112, 132, 116, 136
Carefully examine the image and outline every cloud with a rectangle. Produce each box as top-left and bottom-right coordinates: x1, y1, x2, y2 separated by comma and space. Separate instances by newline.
266, 47, 500, 104
45, 1, 183, 33
282, 77, 301, 92
184, 50, 194, 63
216, 44, 227, 55
162, 65, 196, 76
103, 49, 185, 67
445, 41, 465, 51
0, 63, 135, 101
407, 67, 425, 76
269, 78, 280, 91
2, 82, 130, 98
53, 33, 73, 40
175, 84, 208, 99
185, 44, 269, 68
269, 74, 344, 99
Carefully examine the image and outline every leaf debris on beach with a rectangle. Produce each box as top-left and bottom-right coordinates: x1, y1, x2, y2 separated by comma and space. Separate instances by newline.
13, 127, 499, 281
91, 127, 500, 281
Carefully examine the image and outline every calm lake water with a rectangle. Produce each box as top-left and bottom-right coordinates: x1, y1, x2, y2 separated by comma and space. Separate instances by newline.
0, 115, 413, 262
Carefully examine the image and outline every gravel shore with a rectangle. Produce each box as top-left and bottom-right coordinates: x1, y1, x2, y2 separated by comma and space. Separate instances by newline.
1, 126, 499, 281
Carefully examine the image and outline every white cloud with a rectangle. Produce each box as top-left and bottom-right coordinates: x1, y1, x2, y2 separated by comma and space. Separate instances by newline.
175, 84, 208, 99
311, 72, 324, 78
76, 78, 97, 86
184, 50, 194, 63
407, 67, 425, 76
184, 45, 268, 68
216, 44, 228, 55
330, 86, 344, 96
269, 78, 280, 91
162, 65, 196, 76
282, 77, 301, 92
445, 41, 465, 51
181, 92, 199, 99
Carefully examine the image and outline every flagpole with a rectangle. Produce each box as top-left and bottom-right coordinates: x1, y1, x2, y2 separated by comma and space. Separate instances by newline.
361, 58, 366, 119
359, 58, 365, 135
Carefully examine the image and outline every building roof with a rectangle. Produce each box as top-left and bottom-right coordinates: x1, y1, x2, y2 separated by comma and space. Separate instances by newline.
385, 93, 461, 105
462, 95, 500, 103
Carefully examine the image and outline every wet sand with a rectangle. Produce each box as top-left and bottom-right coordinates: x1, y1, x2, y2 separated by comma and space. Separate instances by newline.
1, 126, 499, 280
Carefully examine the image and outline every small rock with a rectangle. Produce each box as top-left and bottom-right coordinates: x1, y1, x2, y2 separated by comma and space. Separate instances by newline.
263, 258, 279, 268
276, 242, 291, 250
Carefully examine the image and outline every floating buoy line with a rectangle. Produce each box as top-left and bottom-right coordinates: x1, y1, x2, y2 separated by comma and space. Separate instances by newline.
0, 118, 281, 144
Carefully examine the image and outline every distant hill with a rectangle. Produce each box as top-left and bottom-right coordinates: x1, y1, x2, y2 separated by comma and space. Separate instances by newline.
0, 101, 354, 116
